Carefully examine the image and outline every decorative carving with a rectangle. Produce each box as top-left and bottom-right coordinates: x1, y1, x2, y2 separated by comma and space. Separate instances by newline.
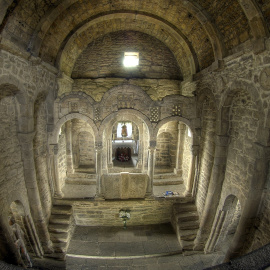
172, 105, 181, 116
69, 102, 79, 112
94, 107, 100, 121
117, 94, 134, 109
150, 107, 160, 122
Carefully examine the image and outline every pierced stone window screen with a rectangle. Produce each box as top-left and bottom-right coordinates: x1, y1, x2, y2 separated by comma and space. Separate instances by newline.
123, 52, 139, 67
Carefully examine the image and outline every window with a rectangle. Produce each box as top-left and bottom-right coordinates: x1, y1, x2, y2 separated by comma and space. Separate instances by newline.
123, 52, 139, 67
117, 122, 132, 138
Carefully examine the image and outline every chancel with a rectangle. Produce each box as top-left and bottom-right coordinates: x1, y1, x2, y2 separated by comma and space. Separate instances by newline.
0, 1, 270, 269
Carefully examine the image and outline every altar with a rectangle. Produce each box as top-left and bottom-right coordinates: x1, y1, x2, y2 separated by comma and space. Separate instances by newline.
112, 140, 138, 160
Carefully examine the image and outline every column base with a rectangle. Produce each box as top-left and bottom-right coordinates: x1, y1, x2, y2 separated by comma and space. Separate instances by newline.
145, 193, 154, 200
174, 168, 182, 175
184, 190, 192, 197
95, 194, 105, 201
54, 191, 64, 199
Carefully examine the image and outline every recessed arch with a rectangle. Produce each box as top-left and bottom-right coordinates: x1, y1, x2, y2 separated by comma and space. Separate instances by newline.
57, 13, 199, 79
50, 113, 98, 145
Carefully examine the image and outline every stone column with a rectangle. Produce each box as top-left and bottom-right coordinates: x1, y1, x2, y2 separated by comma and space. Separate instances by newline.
194, 135, 229, 251
174, 123, 186, 175
205, 210, 227, 252
184, 145, 200, 196
95, 142, 103, 198
107, 138, 113, 168
49, 144, 64, 198
18, 132, 53, 254
65, 121, 74, 174
146, 141, 156, 196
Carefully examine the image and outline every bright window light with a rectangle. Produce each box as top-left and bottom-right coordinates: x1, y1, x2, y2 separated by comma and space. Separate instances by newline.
123, 52, 139, 67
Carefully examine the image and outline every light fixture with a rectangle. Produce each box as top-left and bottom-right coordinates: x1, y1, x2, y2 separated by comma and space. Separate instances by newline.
123, 52, 139, 67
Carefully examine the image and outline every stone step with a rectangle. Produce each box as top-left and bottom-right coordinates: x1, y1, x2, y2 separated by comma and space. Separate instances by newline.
66, 178, 96, 185
178, 220, 199, 230
180, 240, 194, 251
178, 229, 198, 241
154, 173, 179, 179
176, 211, 199, 222
173, 203, 197, 214
68, 173, 97, 179
50, 232, 69, 243
46, 253, 66, 260
50, 214, 71, 225
51, 205, 72, 215
53, 242, 68, 253
75, 167, 96, 173
48, 224, 70, 233
153, 179, 183, 186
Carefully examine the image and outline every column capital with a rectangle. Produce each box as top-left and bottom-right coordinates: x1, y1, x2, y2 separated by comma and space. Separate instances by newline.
49, 144, 58, 155
95, 141, 103, 151
149, 140, 156, 149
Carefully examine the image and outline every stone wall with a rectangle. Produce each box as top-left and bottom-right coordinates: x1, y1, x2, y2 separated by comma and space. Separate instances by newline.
72, 30, 182, 80
0, 95, 26, 204
72, 78, 182, 101
71, 119, 95, 169
155, 122, 178, 169
182, 127, 193, 186
72, 199, 179, 226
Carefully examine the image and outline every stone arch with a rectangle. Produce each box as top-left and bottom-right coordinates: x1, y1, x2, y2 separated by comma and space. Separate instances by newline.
218, 80, 263, 137
0, 75, 29, 133
206, 194, 241, 259
99, 109, 153, 140
72, 124, 96, 169
57, 13, 198, 79
50, 113, 98, 144
153, 116, 196, 142
238, 0, 269, 39
31, 0, 225, 64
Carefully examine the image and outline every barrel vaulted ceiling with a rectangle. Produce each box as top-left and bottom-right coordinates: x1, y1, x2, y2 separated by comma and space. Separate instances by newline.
0, 0, 269, 80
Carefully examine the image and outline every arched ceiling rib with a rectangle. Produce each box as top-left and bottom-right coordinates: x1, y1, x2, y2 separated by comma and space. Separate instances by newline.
56, 13, 199, 79
0, 0, 268, 76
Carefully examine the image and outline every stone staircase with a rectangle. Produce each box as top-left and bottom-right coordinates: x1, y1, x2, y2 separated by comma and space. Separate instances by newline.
66, 172, 97, 185
154, 173, 183, 186
171, 202, 199, 253
47, 204, 74, 260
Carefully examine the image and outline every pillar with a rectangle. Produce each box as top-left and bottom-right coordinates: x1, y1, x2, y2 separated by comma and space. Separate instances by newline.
174, 123, 186, 175
95, 142, 103, 198
65, 121, 74, 174
146, 141, 156, 196
18, 132, 53, 254
49, 144, 64, 198
184, 145, 200, 196
205, 210, 227, 252
194, 135, 229, 250
107, 138, 113, 168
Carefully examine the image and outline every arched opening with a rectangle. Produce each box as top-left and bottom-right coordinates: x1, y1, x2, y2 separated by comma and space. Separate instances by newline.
8, 201, 33, 268
57, 118, 97, 199
207, 195, 241, 262
153, 121, 193, 197
112, 121, 139, 170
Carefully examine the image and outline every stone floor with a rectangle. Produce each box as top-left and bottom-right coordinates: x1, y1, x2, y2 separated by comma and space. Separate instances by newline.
66, 224, 219, 270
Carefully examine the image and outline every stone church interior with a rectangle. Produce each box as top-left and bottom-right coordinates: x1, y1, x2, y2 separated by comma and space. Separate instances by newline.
1, 0, 270, 269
